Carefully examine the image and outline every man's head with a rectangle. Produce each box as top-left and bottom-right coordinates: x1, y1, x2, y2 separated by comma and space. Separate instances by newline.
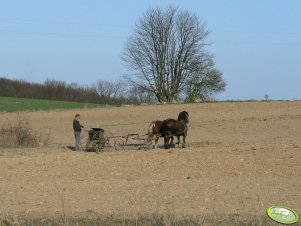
75, 113, 80, 120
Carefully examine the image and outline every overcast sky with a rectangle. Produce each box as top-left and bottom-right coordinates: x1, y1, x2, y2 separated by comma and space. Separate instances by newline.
0, 0, 300, 100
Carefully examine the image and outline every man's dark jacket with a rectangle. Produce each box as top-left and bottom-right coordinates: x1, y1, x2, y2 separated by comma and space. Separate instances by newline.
73, 119, 83, 132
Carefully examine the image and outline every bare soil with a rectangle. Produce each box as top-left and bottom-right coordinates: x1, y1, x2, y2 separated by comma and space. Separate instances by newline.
0, 102, 300, 222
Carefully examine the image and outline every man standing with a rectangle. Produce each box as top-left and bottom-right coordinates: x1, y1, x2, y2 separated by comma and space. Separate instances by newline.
73, 114, 84, 151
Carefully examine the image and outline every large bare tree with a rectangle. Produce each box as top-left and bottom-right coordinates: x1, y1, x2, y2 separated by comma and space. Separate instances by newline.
123, 6, 226, 103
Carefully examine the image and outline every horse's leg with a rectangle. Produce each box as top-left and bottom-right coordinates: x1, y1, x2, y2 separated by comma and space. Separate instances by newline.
182, 135, 186, 148
164, 135, 169, 149
182, 129, 188, 148
154, 137, 159, 149
170, 136, 174, 147
165, 131, 173, 149
176, 135, 180, 147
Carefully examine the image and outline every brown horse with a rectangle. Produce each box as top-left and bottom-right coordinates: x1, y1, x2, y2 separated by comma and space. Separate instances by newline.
147, 120, 174, 149
162, 111, 189, 149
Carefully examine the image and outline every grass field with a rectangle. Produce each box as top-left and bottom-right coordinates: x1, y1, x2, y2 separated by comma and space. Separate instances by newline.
0, 96, 115, 112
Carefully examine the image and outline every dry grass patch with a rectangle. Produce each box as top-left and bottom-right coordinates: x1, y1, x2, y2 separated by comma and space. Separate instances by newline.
1, 213, 299, 226
0, 115, 51, 148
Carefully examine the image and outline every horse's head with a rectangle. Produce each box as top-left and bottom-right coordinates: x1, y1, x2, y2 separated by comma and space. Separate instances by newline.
178, 111, 189, 124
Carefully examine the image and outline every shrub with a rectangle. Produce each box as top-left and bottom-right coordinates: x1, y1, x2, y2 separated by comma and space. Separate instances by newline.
0, 116, 51, 148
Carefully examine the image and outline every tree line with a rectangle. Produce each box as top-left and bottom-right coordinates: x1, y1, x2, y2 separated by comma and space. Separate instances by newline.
0, 77, 155, 105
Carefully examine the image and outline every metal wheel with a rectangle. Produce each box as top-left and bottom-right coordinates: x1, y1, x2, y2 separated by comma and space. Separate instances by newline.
114, 137, 125, 151
92, 131, 106, 153
100, 131, 117, 151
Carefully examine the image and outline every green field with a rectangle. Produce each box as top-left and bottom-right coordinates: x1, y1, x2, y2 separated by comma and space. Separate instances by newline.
0, 96, 114, 112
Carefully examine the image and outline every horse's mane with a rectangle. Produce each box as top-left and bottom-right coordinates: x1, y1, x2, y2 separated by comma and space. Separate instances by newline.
178, 111, 189, 122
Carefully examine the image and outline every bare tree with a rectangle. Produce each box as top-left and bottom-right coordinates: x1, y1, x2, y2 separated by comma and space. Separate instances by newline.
95, 80, 126, 100
123, 6, 225, 103
127, 86, 156, 104
184, 57, 226, 102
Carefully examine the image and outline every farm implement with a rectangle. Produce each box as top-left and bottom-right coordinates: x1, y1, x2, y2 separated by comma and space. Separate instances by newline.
84, 128, 154, 153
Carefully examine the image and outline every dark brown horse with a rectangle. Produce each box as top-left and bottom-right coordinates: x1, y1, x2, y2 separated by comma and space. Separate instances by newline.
162, 111, 189, 149
147, 120, 174, 149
